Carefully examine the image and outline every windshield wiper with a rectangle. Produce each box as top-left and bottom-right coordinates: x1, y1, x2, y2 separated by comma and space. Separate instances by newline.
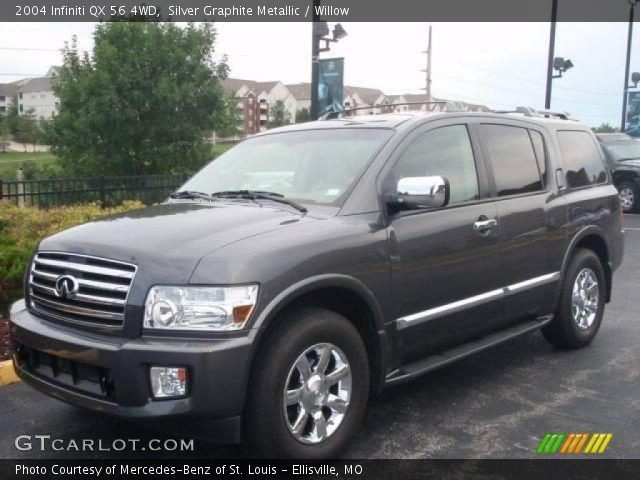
211, 190, 307, 213
170, 190, 214, 201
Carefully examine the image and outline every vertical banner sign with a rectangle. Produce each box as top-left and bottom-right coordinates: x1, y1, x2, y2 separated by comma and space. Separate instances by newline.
627, 91, 640, 137
318, 57, 344, 116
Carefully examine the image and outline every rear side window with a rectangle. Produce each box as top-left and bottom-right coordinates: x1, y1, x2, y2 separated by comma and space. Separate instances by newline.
557, 131, 607, 188
480, 124, 543, 196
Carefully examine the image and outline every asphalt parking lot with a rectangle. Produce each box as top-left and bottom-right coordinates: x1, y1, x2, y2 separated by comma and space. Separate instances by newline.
1, 215, 639, 460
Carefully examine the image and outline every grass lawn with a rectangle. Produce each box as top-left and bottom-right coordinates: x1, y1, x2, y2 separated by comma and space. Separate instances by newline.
0, 151, 60, 180
211, 142, 234, 157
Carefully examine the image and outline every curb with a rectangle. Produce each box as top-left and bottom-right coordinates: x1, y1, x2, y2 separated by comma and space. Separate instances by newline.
0, 359, 20, 387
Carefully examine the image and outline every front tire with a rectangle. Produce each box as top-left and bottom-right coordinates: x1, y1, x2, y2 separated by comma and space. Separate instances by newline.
243, 307, 369, 458
618, 180, 639, 213
542, 248, 606, 348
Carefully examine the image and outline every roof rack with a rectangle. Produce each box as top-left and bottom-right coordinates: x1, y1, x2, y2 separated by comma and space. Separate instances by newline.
494, 106, 577, 121
319, 101, 466, 120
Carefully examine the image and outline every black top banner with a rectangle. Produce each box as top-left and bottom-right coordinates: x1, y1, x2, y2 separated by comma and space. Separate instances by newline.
0, 0, 636, 22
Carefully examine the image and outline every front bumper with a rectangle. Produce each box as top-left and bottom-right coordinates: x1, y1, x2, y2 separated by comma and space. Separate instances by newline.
9, 299, 254, 443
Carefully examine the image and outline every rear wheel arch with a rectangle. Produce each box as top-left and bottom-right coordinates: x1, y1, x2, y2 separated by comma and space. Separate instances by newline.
557, 229, 611, 307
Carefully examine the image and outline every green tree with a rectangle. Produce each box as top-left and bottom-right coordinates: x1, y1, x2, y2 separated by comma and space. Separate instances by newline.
267, 100, 292, 128
593, 123, 617, 133
6, 95, 20, 137
295, 107, 310, 123
49, 22, 229, 176
0, 112, 11, 152
14, 110, 37, 152
215, 95, 243, 139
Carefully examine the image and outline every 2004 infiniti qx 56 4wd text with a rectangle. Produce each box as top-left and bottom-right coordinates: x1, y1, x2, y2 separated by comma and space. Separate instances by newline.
9, 104, 624, 458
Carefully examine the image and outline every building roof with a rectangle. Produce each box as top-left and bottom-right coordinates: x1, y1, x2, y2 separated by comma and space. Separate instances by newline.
13, 77, 53, 93
284, 83, 312, 101
345, 85, 385, 105
0, 83, 18, 97
221, 77, 281, 97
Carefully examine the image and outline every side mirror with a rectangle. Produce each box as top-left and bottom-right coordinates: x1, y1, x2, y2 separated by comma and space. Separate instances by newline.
396, 176, 450, 209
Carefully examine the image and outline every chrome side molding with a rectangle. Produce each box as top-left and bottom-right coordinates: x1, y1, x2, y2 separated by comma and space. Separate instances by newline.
396, 272, 560, 330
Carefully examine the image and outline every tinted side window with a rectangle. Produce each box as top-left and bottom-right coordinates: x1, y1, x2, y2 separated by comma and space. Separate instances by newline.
393, 125, 479, 205
557, 131, 607, 188
530, 130, 547, 188
480, 124, 542, 196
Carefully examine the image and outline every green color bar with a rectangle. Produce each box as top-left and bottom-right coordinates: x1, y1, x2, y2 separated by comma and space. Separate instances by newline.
550, 433, 565, 453
537, 433, 552, 454
544, 434, 558, 453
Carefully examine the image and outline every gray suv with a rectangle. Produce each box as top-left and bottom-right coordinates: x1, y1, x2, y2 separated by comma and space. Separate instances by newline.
9, 107, 624, 458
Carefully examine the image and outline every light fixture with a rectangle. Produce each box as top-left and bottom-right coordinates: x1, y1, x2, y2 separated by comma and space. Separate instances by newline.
552, 57, 574, 78
332, 23, 348, 41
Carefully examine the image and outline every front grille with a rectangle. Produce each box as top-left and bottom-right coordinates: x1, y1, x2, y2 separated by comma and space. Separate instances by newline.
29, 252, 137, 330
15, 343, 117, 400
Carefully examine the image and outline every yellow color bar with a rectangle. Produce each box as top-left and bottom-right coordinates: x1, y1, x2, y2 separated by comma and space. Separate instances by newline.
583, 433, 599, 453
590, 434, 607, 454
598, 434, 613, 453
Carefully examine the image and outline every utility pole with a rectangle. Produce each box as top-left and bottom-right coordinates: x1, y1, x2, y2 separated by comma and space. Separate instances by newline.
545, 0, 559, 110
621, 0, 637, 132
310, 0, 321, 120
422, 25, 433, 100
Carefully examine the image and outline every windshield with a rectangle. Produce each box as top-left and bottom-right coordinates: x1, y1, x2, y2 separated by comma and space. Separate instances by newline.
602, 141, 640, 162
179, 129, 392, 206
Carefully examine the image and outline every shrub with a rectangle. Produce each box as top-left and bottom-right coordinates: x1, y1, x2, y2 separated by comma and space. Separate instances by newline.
0, 200, 144, 312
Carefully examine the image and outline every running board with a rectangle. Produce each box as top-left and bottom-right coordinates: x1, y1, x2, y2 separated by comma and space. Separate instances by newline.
385, 315, 553, 386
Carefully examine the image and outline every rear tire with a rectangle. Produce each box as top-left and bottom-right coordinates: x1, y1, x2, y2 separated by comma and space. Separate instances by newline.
542, 248, 606, 349
618, 180, 639, 213
243, 307, 369, 458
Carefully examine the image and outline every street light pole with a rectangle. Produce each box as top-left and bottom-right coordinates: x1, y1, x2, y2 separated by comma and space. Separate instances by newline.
621, 0, 637, 132
310, 0, 321, 120
545, 0, 559, 109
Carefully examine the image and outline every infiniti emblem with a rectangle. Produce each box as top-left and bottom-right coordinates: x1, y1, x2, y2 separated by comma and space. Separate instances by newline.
54, 275, 80, 299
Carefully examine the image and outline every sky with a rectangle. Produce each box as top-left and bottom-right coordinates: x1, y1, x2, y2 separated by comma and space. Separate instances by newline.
0, 21, 638, 127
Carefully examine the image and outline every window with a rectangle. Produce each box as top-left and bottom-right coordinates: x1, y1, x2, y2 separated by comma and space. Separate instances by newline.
19, 104, 23, 113
19, 93, 23, 99
0, 96, 5, 102
480, 124, 543, 196
393, 125, 479, 205
557, 131, 607, 188
529, 130, 548, 188
181, 129, 392, 206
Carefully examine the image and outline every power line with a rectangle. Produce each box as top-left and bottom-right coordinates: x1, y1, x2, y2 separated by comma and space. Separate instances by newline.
433, 72, 621, 108
457, 62, 621, 97
0, 47, 59, 52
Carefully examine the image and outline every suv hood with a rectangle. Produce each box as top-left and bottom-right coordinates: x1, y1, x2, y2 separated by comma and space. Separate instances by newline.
39, 202, 318, 284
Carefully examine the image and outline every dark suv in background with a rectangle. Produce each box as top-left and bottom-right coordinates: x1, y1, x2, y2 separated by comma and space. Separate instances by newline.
597, 132, 640, 212
10, 105, 624, 458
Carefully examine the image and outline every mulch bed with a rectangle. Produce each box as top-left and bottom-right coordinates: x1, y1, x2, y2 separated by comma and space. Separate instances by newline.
0, 316, 11, 362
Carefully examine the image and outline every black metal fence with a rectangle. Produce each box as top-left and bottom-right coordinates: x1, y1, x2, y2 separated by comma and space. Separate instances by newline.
0, 173, 190, 208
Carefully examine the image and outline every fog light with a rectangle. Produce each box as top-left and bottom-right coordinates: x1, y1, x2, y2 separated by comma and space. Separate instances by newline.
150, 366, 188, 398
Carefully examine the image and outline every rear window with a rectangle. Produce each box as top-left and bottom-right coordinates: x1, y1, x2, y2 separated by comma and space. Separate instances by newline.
557, 131, 607, 188
480, 124, 543, 197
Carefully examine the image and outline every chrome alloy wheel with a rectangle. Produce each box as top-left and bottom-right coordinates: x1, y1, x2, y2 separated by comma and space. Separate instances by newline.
572, 268, 599, 330
283, 343, 352, 444
619, 187, 635, 211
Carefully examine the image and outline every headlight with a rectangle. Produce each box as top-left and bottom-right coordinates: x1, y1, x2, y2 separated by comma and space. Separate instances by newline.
143, 285, 259, 331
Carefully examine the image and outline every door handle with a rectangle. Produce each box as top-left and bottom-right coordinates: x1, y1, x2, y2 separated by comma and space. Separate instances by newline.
473, 218, 498, 232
